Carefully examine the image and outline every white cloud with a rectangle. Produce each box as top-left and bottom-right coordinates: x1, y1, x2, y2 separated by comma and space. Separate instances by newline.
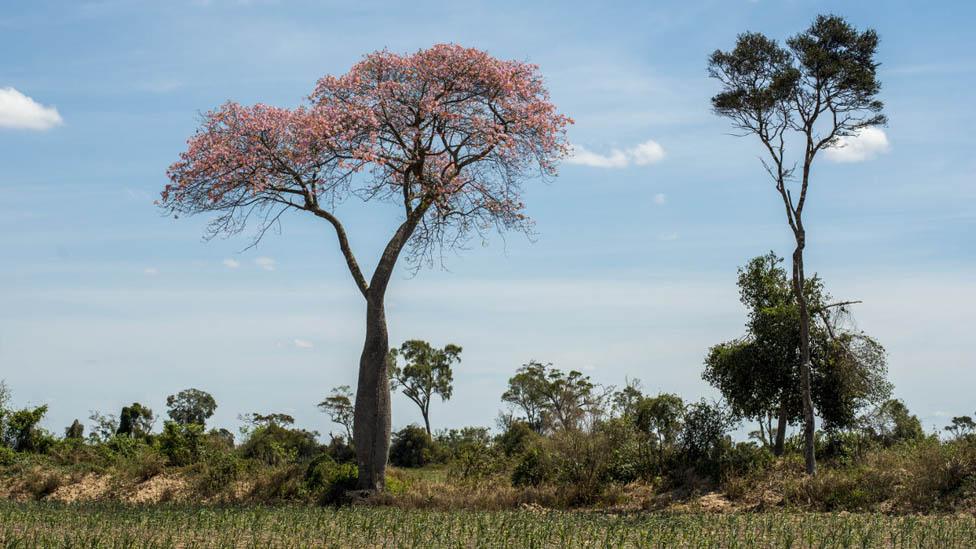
653, 193, 667, 205
566, 139, 665, 169
629, 140, 666, 165
293, 338, 314, 349
223, 258, 241, 269
254, 257, 276, 271
0, 87, 63, 130
143, 267, 158, 276
825, 127, 890, 163
658, 232, 679, 241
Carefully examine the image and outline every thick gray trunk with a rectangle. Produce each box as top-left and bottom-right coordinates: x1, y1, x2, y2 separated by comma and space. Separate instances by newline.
353, 296, 392, 491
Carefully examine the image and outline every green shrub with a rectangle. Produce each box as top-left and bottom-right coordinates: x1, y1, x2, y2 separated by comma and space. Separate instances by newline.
158, 422, 205, 466
389, 425, 434, 468
496, 421, 536, 457
305, 455, 358, 505
127, 446, 167, 482
195, 450, 244, 497
239, 424, 320, 466
720, 441, 773, 479
249, 464, 308, 502
0, 446, 15, 466
512, 446, 553, 487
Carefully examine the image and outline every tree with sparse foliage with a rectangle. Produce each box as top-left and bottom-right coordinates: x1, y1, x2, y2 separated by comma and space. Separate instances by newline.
318, 385, 355, 441
704, 253, 891, 455
862, 399, 925, 446
945, 415, 975, 440
709, 14, 886, 475
3, 405, 48, 452
389, 340, 461, 435
502, 362, 600, 433
166, 388, 217, 427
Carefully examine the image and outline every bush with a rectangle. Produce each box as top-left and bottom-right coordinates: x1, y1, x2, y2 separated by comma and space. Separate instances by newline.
158, 422, 205, 466
496, 421, 536, 457
249, 464, 308, 502
0, 446, 16, 466
239, 424, 320, 466
324, 435, 356, 464
305, 454, 358, 505
127, 446, 167, 482
195, 449, 244, 497
512, 446, 553, 487
719, 441, 773, 479
389, 425, 434, 468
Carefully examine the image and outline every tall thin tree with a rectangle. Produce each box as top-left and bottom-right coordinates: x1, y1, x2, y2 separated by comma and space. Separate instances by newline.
708, 15, 885, 474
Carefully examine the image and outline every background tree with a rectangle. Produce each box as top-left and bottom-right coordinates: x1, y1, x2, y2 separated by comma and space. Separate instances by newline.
389, 340, 461, 435
87, 411, 118, 443
709, 15, 886, 474
318, 385, 355, 441
161, 44, 571, 491
703, 253, 891, 455
0, 381, 9, 443
946, 415, 976, 440
502, 361, 600, 433
166, 388, 217, 427
116, 403, 154, 438
65, 419, 84, 440
2, 405, 48, 452
862, 399, 925, 446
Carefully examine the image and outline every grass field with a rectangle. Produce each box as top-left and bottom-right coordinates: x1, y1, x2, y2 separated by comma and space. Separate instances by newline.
1, 503, 974, 548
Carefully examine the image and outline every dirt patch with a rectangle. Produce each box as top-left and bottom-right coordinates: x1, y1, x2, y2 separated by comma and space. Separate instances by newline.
46, 474, 112, 503
123, 474, 188, 504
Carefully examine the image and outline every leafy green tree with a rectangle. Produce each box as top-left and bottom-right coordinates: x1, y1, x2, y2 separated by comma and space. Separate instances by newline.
502, 362, 600, 434
116, 403, 154, 438
165, 388, 217, 427
634, 393, 685, 454
704, 253, 891, 456
388, 424, 435, 468
318, 385, 355, 441
3, 405, 49, 452
389, 340, 462, 435
863, 399, 925, 446
709, 14, 886, 475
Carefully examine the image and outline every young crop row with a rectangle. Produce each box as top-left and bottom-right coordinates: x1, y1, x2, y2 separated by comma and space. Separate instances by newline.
1, 502, 974, 548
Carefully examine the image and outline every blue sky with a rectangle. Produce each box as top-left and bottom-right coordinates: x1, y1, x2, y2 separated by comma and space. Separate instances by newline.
1, 0, 973, 439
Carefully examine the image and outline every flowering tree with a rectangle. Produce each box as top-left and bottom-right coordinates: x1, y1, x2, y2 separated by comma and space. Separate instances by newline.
160, 44, 571, 491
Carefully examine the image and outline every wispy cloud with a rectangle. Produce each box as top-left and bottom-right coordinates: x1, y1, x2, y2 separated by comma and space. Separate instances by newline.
143, 267, 159, 276
658, 232, 679, 241
825, 127, 890, 163
293, 338, 314, 349
254, 257, 276, 271
0, 87, 63, 130
653, 193, 667, 205
223, 258, 241, 269
566, 139, 665, 169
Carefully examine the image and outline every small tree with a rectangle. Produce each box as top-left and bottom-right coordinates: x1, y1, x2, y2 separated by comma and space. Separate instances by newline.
862, 399, 924, 446
161, 44, 571, 491
703, 253, 891, 455
166, 388, 217, 427
318, 385, 355, 441
3, 405, 48, 452
65, 419, 85, 440
709, 14, 886, 475
501, 361, 600, 433
945, 415, 976, 440
389, 340, 461, 435
87, 411, 118, 443
116, 403, 154, 438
